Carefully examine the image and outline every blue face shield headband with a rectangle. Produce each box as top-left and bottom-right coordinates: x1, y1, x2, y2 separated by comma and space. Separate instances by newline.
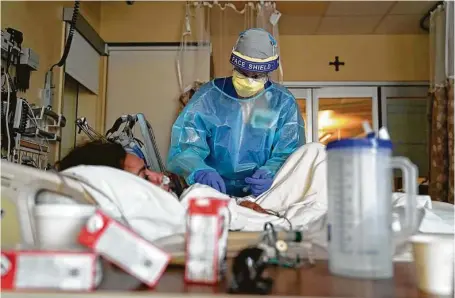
230, 29, 280, 74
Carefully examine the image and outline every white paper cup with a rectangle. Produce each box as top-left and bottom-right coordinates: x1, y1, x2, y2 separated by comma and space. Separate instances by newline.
411, 234, 454, 296
34, 204, 96, 249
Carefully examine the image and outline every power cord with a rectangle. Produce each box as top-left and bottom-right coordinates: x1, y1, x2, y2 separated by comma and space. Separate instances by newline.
264, 209, 293, 231
4, 72, 12, 161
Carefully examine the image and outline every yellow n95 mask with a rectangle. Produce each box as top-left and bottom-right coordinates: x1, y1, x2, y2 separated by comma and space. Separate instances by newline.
232, 70, 268, 98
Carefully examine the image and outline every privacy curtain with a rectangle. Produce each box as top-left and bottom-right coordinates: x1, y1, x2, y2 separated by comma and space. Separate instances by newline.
428, 1, 454, 204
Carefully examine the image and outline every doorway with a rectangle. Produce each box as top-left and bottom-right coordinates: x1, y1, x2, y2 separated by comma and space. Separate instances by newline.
60, 74, 100, 160
60, 75, 79, 159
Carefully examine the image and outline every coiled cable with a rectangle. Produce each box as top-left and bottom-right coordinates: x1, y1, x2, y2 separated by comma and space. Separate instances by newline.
50, 1, 80, 70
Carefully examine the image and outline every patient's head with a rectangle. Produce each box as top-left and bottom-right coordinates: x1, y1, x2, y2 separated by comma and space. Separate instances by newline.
57, 140, 166, 187
58, 140, 126, 171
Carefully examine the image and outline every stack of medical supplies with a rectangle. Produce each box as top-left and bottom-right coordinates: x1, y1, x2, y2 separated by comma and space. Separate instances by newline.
1, 197, 228, 291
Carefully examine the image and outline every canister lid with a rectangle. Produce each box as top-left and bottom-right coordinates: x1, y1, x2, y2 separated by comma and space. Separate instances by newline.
326, 138, 393, 150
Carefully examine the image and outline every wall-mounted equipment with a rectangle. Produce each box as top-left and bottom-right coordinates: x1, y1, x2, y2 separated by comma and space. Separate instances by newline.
2, 93, 66, 169
17, 48, 39, 92
1, 29, 21, 64
1, 27, 66, 170
1, 28, 39, 92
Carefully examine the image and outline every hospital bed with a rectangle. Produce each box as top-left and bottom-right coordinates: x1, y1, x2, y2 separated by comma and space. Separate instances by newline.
3, 159, 453, 248
1, 161, 281, 298
1, 161, 267, 257
1, 161, 95, 247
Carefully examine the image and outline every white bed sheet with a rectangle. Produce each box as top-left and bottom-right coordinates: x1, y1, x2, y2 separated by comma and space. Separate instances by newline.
61, 143, 454, 261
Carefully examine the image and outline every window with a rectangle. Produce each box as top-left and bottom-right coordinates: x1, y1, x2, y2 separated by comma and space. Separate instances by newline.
318, 97, 373, 144
314, 87, 378, 145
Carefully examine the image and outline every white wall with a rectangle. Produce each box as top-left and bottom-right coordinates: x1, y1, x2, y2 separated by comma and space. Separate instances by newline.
105, 46, 210, 161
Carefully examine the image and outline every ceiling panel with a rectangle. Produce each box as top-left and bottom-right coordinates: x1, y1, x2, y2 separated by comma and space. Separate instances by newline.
388, 1, 439, 15
279, 16, 321, 35
325, 1, 396, 16
276, 1, 329, 16
375, 15, 426, 34
317, 16, 383, 34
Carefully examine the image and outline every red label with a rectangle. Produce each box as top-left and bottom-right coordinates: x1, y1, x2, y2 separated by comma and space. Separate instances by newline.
1, 250, 97, 291
78, 210, 170, 288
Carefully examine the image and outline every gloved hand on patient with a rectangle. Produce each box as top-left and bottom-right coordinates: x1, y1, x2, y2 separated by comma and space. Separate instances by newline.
193, 168, 272, 197
245, 169, 273, 197
194, 169, 227, 193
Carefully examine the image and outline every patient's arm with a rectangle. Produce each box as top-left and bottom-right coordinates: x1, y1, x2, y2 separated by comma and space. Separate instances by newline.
238, 200, 269, 214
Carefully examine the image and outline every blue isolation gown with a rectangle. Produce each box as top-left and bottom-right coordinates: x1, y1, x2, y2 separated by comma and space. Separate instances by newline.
167, 78, 306, 196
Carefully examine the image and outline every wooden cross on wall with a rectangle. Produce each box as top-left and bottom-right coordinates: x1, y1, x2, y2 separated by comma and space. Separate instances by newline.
329, 56, 345, 71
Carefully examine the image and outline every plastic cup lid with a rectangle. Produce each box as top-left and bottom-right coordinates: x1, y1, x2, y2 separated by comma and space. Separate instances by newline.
326, 137, 393, 150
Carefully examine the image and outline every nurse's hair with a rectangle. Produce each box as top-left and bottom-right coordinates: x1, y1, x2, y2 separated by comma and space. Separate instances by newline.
56, 140, 126, 171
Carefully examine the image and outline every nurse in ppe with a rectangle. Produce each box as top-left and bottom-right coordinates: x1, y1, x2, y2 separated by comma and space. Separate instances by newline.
167, 28, 305, 197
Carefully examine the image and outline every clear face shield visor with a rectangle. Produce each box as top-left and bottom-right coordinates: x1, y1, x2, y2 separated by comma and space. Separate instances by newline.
234, 68, 269, 80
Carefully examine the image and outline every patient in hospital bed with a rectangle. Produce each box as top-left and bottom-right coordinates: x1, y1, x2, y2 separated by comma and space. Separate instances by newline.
55, 139, 332, 240
57, 140, 268, 213
56, 139, 453, 248
57, 140, 170, 192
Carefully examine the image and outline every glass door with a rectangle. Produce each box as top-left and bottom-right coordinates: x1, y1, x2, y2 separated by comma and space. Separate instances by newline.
313, 87, 378, 145
288, 88, 313, 142
381, 86, 430, 182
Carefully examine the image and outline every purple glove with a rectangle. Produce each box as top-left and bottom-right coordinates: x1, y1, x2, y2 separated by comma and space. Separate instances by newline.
245, 169, 273, 197
194, 170, 227, 193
